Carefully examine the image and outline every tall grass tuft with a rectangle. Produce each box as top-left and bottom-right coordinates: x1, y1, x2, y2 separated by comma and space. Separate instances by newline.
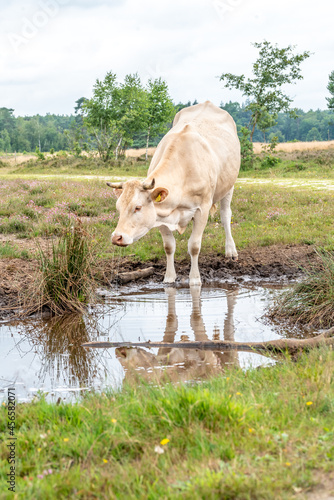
22, 222, 97, 315
270, 248, 334, 328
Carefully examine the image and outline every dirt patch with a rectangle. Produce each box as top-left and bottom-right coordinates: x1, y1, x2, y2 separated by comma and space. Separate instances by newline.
0, 244, 319, 321
299, 471, 334, 499
99, 244, 319, 286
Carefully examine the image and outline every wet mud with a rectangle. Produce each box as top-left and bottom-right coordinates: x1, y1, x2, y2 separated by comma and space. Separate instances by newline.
105, 243, 319, 285
0, 244, 319, 322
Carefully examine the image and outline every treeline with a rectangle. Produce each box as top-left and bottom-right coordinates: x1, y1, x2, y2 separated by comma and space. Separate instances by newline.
220, 101, 334, 143
1, 101, 334, 155
0, 108, 71, 153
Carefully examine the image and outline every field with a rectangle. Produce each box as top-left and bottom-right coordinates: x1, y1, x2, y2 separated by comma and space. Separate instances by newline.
0, 149, 334, 498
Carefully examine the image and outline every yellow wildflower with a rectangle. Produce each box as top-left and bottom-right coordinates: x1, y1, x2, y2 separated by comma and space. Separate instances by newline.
160, 438, 170, 446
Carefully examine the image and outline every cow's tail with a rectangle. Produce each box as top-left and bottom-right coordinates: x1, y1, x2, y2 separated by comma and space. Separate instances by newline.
210, 204, 217, 217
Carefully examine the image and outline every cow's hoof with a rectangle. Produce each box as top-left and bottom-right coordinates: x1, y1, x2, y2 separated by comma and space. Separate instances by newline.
226, 254, 238, 262
163, 276, 176, 284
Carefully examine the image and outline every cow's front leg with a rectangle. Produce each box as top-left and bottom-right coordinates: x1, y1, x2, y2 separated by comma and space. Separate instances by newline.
188, 207, 210, 286
159, 225, 176, 283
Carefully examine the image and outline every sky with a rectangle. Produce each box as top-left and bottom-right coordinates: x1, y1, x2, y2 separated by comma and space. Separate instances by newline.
1, 0, 333, 116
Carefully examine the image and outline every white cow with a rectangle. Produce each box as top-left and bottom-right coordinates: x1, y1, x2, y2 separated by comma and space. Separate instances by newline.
108, 101, 240, 285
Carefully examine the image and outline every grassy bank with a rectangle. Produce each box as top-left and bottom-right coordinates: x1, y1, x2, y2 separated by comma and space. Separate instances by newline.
1, 148, 334, 179
0, 348, 333, 499
0, 176, 333, 264
270, 249, 334, 329
241, 148, 334, 179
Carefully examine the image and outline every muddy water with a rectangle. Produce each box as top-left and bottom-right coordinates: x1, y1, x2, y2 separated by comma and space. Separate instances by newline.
0, 283, 315, 403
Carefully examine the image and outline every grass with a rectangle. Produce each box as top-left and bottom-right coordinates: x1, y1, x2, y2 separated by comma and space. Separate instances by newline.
0, 241, 30, 260
240, 149, 334, 179
0, 149, 333, 180
0, 347, 333, 499
269, 248, 334, 329
8, 154, 150, 178
0, 176, 333, 265
20, 222, 98, 315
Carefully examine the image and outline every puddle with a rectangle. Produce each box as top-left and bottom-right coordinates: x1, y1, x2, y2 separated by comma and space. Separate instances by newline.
0, 283, 317, 403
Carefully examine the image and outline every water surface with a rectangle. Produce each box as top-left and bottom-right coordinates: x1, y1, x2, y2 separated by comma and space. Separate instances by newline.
0, 283, 315, 402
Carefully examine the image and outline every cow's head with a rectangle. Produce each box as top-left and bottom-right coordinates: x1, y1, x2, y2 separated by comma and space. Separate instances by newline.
107, 178, 168, 246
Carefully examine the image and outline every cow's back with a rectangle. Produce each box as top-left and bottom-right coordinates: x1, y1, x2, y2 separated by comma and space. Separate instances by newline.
173, 100, 236, 138
148, 100, 240, 203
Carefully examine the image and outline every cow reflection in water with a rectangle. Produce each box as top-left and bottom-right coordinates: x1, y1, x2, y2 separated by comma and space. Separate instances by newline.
116, 287, 239, 384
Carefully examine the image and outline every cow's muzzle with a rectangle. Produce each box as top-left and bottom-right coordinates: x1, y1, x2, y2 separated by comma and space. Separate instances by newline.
111, 232, 130, 246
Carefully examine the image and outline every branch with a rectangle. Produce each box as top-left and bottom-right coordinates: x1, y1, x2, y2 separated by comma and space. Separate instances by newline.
82, 327, 334, 355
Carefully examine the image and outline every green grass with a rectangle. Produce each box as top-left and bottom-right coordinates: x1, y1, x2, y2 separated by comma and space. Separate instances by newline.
0, 241, 30, 259
8, 155, 150, 178
0, 176, 333, 264
240, 149, 334, 179
270, 248, 334, 328
1, 348, 333, 499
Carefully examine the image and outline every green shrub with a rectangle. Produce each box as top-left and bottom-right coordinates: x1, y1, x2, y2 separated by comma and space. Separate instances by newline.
270, 248, 334, 328
35, 147, 45, 160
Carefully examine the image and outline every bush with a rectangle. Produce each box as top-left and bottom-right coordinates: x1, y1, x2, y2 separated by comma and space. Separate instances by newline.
35, 147, 45, 160
269, 248, 334, 328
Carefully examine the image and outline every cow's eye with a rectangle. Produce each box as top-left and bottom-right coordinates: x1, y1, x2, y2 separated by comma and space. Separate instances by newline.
134, 206, 142, 212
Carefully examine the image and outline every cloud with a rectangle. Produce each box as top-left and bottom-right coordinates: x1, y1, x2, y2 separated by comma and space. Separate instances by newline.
1, 0, 333, 115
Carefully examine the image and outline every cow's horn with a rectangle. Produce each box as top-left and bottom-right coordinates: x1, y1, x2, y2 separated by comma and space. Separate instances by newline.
106, 182, 124, 189
142, 178, 155, 190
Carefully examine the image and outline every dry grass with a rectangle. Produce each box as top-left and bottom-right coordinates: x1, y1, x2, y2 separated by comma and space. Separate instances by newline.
125, 147, 156, 158
0, 154, 36, 166
126, 142, 334, 158
18, 222, 98, 316
253, 140, 334, 154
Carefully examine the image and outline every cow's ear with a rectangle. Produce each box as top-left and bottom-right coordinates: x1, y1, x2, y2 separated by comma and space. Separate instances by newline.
151, 187, 169, 203
113, 189, 123, 198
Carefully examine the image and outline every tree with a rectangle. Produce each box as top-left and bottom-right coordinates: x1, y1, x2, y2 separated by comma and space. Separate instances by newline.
239, 127, 254, 170
327, 71, 334, 111
144, 78, 175, 160
117, 73, 148, 157
83, 72, 148, 161
83, 72, 121, 161
256, 109, 277, 142
306, 127, 321, 142
220, 41, 311, 140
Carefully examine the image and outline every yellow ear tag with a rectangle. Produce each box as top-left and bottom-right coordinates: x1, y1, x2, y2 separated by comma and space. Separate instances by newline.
155, 193, 162, 202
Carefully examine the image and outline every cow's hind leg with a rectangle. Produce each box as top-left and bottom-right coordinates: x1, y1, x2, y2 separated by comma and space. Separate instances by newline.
188, 207, 210, 286
220, 187, 238, 260
159, 225, 177, 283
